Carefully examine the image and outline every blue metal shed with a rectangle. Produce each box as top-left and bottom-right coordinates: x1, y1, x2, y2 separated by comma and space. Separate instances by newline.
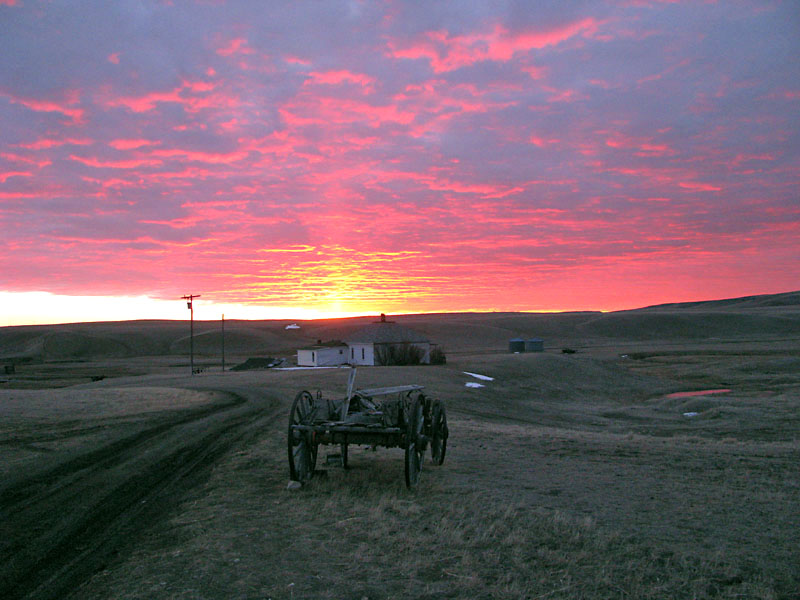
509, 338, 525, 353
524, 338, 544, 352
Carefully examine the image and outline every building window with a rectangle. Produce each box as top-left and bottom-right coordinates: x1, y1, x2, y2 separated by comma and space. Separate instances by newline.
312, 352, 315, 362
361, 348, 365, 360
351, 348, 354, 359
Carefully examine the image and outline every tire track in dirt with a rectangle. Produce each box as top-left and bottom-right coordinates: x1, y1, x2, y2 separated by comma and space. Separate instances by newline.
0, 385, 282, 600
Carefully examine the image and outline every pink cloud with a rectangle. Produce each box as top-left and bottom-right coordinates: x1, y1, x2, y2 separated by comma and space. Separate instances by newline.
389, 18, 601, 72
543, 86, 584, 103
4, 93, 85, 123
107, 88, 184, 113
428, 180, 524, 199
637, 144, 672, 157
105, 80, 238, 114
391, 79, 516, 138
81, 175, 137, 189
763, 89, 800, 101
488, 19, 600, 57
731, 153, 775, 165
603, 133, 675, 157
20, 137, 92, 149
305, 70, 375, 93
284, 55, 311, 66
108, 139, 160, 150
150, 148, 249, 164
239, 131, 296, 157
69, 155, 162, 169
678, 181, 722, 192
141, 166, 226, 182
1, 152, 51, 168
0, 191, 42, 199
521, 65, 547, 79
216, 37, 254, 57
0, 170, 32, 182
183, 79, 216, 93
530, 136, 559, 147
281, 96, 416, 128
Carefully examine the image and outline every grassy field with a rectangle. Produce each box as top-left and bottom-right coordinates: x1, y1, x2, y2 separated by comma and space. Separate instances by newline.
1, 294, 799, 599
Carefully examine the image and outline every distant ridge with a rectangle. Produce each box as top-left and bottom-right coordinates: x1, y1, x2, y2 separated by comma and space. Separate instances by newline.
636, 290, 800, 311
1, 291, 798, 361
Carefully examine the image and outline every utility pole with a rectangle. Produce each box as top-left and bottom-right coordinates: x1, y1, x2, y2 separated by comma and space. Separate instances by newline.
221, 313, 225, 372
182, 294, 201, 375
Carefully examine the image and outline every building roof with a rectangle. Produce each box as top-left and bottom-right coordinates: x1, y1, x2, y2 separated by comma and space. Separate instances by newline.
346, 321, 430, 345
297, 340, 347, 350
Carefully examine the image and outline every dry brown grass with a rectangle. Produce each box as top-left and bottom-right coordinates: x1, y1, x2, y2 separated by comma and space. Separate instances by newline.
75, 408, 797, 599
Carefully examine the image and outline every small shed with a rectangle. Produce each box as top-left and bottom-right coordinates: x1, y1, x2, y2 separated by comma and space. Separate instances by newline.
509, 338, 525, 353
297, 341, 348, 367
524, 338, 544, 352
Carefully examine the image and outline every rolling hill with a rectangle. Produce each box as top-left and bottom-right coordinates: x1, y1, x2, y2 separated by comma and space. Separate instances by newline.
1, 291, 798, 362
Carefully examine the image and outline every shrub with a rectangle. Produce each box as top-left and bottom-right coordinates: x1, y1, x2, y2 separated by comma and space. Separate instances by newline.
374, 343, 424, 366
429, 346, 446, 365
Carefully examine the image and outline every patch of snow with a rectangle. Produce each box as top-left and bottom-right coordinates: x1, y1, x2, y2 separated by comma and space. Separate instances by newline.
683, 412, 699, 418
463, 371, 494, 381
465, 382, 485, 388
285, 323, 300, 329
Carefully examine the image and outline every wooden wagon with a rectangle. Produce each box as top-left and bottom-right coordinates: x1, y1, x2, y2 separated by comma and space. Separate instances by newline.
288, 368, 448, 488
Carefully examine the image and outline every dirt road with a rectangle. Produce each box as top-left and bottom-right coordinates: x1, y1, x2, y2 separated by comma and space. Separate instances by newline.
0, 382, 281, 600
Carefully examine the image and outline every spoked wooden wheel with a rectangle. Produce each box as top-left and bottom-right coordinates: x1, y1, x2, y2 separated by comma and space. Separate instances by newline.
430, 401, 448, 465
288, 391, 317, 482
404, 397, 424, 488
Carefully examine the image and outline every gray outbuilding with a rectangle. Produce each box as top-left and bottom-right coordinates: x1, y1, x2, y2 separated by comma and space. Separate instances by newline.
510, 337, 544, 352
524, 338, 544, 352
509, 338, 525, 353
346, 315, 431, 366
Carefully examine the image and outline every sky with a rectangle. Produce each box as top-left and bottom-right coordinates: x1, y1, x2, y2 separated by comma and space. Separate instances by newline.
1, 0, 798, 325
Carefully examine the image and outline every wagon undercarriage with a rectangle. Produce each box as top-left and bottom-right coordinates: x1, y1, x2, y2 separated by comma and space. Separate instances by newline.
288, 368, 448, 488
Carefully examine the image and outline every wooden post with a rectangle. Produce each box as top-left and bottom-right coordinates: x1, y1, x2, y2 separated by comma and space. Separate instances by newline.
341, 366, 358, 420
181, 294, 201, 375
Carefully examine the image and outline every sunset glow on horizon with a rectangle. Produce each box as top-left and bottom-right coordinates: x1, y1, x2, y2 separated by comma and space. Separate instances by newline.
1, 1, 798, 326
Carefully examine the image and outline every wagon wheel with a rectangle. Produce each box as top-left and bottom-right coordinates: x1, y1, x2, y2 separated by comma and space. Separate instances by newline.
430, 401, 448, 465
404, 397, 424, 488
288, 391, 317, 483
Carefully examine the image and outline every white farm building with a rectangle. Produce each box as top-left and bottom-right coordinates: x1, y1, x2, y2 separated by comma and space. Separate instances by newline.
296, 316, 432, 367
296, 342, 349, 367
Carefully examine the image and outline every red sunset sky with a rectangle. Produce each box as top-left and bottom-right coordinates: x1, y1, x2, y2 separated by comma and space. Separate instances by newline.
1, 1, 798, 325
